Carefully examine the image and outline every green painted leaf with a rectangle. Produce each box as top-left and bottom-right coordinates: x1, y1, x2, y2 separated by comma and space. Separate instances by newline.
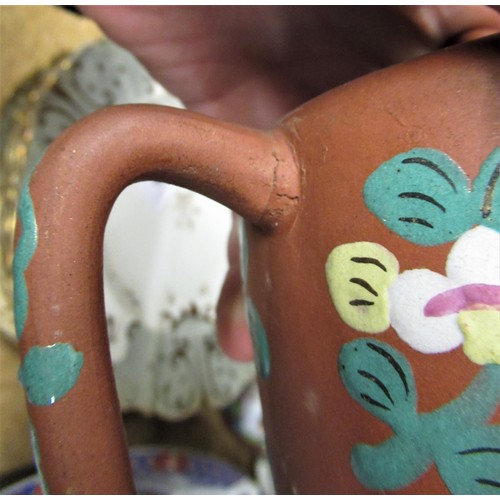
338, 339, 416, 429
435, 426, 500, 494
351, 433, 432, 491
363, 148, 475, 246
472, 147, 500, 232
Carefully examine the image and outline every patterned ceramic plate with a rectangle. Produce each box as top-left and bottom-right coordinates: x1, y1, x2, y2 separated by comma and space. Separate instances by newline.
0, 446, 263, 495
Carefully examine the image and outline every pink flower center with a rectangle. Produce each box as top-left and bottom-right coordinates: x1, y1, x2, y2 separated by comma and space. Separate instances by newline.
424, 284, 500, 317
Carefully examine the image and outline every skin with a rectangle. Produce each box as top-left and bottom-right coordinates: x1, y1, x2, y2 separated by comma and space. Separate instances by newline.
79, 5, 500, 361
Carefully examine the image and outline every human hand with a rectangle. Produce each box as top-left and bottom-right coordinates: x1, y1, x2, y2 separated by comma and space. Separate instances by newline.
79, 6, 500, 128
79, 6, 500, 361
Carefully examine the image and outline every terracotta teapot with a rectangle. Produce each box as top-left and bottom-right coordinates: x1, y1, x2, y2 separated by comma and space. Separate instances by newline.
13, 35, 499, 494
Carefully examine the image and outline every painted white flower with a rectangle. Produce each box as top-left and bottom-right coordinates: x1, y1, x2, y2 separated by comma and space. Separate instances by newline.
389, 226, 500, 364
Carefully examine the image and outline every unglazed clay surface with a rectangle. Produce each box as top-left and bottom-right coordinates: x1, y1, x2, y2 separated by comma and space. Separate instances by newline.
14, 35, 499, 494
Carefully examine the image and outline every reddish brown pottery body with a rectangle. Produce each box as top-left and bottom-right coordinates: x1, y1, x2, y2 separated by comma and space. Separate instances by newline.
14, 35, 500, 494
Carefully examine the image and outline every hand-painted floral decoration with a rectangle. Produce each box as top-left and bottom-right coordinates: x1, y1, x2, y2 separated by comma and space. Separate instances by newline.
339, 338, 500, 494
326, 147, 500, 494
325, 242, 399, 334
326, 226, 500, 365
390, 226, 500, 364
363, 148, 500, 246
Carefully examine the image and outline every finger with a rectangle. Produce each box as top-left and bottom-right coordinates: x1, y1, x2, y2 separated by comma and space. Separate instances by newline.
216, 269, 254, 362
79, 6, 300, 127
401, 6, 500, 46
216, 215, 254, 361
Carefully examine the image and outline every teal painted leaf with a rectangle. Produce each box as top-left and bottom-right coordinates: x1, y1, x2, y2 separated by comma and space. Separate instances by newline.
351, 432, 432, 491
364, 148, 500, 246
363, 148, 474, 246
472, 147, 500, 232
340, 341, 500, 493
338, 339, 416, 429
435, 426, 500, 494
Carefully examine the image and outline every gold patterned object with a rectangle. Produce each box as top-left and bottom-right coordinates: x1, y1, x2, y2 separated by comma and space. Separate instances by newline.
0, 56, 73, 339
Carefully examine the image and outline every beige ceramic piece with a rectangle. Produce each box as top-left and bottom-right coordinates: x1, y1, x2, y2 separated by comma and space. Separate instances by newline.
13, 36, 500, 494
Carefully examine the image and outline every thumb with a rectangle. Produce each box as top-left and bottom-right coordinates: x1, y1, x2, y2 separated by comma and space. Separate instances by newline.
216, 216, 254, 361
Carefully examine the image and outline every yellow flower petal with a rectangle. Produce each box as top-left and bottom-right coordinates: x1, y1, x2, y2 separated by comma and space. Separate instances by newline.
325, 242, 399, 334
458, 310, 500, 365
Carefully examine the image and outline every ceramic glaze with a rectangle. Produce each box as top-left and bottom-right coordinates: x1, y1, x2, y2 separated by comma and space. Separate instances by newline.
19, 344, 83, 406
14, 35, 500, 494
246, 297, 271, 380
13, 176, 38, 338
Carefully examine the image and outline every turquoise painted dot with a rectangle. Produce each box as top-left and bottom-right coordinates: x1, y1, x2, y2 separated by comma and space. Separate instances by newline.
246, 297, 271, 379
18, 344, 83, 406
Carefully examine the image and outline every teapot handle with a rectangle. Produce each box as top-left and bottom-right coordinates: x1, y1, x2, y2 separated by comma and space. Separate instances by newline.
14, 104, 299, 493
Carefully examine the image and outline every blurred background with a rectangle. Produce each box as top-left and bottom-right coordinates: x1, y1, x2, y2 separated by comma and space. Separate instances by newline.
0, 6, 269, 494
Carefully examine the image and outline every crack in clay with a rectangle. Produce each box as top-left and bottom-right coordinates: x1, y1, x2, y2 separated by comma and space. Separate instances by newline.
257, 149, 300, 230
